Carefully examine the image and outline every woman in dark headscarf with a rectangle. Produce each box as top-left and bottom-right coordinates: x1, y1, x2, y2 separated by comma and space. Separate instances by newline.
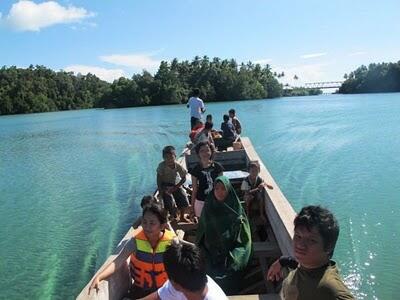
196, 175, 252, 294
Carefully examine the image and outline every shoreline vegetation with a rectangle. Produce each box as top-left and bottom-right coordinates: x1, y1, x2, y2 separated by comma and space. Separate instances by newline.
283, 87, 322, 97
339, 61, 400, 94
0, 56, 321, 116
2, 58, 400, 116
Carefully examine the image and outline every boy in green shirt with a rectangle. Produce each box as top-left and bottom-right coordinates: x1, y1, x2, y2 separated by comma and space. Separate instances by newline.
267, 206, 354, 300
157, 146, 190, 222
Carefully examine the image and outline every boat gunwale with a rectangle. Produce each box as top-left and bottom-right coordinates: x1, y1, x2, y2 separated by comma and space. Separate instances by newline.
77, 137, 295, 300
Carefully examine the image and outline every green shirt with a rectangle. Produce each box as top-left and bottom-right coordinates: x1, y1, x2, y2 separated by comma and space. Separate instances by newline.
281, 261, 354, 300
156, 161, 187, 186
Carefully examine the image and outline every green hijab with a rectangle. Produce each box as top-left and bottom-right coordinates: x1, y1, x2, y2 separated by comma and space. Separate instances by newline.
196, 175, 252, 275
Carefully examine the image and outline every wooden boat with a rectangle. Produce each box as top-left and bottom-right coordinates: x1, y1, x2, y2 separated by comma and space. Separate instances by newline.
77, 137, 296, 300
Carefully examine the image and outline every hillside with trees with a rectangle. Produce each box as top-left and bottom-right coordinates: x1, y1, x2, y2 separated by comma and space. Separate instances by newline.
97, 56, 283, 108
0, 56, 284, 115
0, 65, 109, 115
339, 61, 400, 94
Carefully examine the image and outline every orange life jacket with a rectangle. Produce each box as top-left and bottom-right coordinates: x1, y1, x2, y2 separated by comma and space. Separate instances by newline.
129, 228, 175, 291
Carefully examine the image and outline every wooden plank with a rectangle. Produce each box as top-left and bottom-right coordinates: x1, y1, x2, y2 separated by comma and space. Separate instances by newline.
185, 149, 248, 171
229, 294, 281, 300
253, 241, 281, 258
76, 228, 139, 300
241, 137, 295, 256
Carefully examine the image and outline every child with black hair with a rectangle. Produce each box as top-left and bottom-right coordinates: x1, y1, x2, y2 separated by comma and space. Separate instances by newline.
241, 161, 273, 223
267, 205, 354, 300
132, 195, 157, 228
139, 242, 227, 300
193, 121, 215, 148
189, 141, 224, 217
228, 108, 242, 135
218, 114, 237, 151
206, 114, 222, 140
89, 203, 176, 299
157, 146, 190, 222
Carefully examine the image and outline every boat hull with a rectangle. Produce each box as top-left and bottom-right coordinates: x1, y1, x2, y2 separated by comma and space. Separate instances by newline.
77, 137, 296, 299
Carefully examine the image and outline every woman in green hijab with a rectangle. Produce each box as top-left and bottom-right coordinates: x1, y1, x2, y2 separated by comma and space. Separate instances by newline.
196, 175, 252, 294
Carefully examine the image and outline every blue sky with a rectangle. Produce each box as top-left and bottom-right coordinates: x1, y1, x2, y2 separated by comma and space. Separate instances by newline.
1, 0, 399, 85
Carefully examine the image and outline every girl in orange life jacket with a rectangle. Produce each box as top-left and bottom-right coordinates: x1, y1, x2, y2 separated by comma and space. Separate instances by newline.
89, 203, 176, 299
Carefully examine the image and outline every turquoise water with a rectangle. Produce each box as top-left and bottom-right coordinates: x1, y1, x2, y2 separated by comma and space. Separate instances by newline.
1, 94, 399, 299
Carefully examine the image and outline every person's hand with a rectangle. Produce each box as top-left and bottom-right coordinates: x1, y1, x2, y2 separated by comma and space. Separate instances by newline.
265, 183, 274, 190
88, 276, 101, 295
176, 229, 185, 240
172, 236, 181, 246
258, 183, 265, 191
267, 259, 283, 282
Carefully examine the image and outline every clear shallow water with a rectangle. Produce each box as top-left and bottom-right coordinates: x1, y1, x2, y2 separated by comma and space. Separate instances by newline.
1, 93, 399, 299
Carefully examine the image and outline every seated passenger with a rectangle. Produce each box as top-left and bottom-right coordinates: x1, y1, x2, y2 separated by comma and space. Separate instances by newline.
228, 108, 242, 135
241, 161, 273, 221
189, 141, 224, 217
132, 195, 157, 228
189, 120, 204, 143
140, 242, 227, 300
196, 176, 252, 294
206, 114, 222, 140
267, 205, 354, 300
157, 146, 190, 222
218, 114, 237, 151
193, 121, 215, 148
89, 203, 176, 299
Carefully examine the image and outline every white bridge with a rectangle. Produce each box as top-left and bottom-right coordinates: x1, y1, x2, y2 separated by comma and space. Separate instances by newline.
303, 81, 343, 89
284, 81, 344, 90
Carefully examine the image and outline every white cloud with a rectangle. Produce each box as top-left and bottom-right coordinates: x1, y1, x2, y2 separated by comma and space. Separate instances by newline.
253, 58, 272, 65
64, 65, 126, 83
348, 51, 366, 57
1, 0, 95, 31
300, 52, 327, 59
99, 53, 161, 72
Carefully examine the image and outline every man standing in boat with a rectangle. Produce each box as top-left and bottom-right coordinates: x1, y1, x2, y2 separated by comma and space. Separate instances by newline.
187, 88, 205, 129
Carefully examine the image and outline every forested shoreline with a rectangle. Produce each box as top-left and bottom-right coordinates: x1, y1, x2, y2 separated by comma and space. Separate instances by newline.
283, 87, 322, 97
339, 61, 400, 94
0, 56, 286, 115
3, 58, 400, 116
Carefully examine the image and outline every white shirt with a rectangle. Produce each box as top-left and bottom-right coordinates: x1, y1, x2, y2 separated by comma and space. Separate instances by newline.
157, 275, 228, 300
188, 97, 205, 119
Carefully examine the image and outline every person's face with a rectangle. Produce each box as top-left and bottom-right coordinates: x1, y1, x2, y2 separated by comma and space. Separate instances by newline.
198, 145, 212, 161
164, 151, 176, 165
214, 182, 228, 202
293, 225, 329, 269
142, 212, 164, 241
249, 166, 259, 178
229, 112, 234, 118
